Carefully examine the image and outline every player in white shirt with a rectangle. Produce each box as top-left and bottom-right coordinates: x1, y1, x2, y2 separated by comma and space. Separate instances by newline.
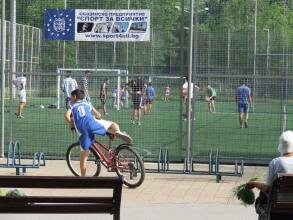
182, 79, 194, 103
181, 77, 199, 120
13, 74, 27, 118
62, 73, 78, 109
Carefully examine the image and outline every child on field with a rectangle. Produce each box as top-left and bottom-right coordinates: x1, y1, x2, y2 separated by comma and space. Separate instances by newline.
64, 89, 132, 176
164, 84, 170, 101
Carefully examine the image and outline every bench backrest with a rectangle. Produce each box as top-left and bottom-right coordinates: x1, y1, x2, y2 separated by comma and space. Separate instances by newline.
0, 175, 123, 216
268, 174, 293, 219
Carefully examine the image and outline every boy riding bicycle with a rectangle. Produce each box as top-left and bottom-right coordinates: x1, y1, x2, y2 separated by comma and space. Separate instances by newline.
64, 89, 133, 176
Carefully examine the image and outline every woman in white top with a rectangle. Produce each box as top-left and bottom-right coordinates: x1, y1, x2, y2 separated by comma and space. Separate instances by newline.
247, 130, 293, 192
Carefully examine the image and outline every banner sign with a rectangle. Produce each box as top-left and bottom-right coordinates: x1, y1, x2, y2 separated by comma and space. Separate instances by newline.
44, 9, 150, 42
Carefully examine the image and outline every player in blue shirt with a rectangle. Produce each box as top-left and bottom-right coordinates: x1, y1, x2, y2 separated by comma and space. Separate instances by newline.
236, 80, 252, 128
145, 82, 155, 114
64, 89, 132, 176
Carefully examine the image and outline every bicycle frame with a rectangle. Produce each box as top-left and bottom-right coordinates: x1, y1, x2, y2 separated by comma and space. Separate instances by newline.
91, 139, 135, 172
66, 137, 145, 188
91, 139, 113, 168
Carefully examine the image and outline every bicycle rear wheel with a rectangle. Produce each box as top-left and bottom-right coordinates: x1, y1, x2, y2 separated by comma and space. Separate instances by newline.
114, 144, 145, 188
66, 142, 101, 176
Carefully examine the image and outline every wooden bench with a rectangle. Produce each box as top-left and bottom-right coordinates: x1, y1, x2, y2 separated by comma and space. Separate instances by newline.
0, 175, 123, 220
267, 173, 293, 220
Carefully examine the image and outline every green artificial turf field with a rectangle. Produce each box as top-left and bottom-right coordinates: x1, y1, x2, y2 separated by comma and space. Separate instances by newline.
4, 92, 292, 163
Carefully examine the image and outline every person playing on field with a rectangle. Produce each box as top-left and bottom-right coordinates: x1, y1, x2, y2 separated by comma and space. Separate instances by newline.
120, 85, 127, 108
246, 130, 293, 218
206, 84, 217, 113
164, 84, 171, 101
129, 77, 144, 125
111, 86, 118, 109
181, 77, 199, 120
64, 89, 132, 176
145, 82, 155, 114
81, 70, 91, 103
99, 78, 110, 115
141, 85, 147, 116
181, 78, 190, 105
13, 74, 27, 119
61, 72, 78, 109
236, 79, 252, 128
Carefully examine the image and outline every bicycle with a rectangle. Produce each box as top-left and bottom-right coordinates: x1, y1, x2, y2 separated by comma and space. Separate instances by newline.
66, 133, 145, 188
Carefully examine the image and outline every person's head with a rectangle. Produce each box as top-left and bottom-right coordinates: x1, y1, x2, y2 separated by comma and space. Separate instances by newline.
137, 77, 144, 86
131, 79, 137, 85
84, 70, 90, 76
239, 79, 245, 85
66, 71, 71, 78
105, 78, 110, 84
70, 89, 85, 103
207, 84, 211, 89
278, 130, 293, 155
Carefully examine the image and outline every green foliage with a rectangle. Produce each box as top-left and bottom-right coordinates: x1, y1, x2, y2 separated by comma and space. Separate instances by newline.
7, 0, 292, 72
234, 184, 255, 206
233, 176, 262, 206
0, 190, 5, 197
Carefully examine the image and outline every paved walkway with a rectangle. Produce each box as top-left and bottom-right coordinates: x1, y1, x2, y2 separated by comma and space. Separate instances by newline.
0, 159, 267, 220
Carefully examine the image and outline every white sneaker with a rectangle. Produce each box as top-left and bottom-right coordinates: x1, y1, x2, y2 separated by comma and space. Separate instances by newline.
15, 113, 24, 119
115, 131, 133, 143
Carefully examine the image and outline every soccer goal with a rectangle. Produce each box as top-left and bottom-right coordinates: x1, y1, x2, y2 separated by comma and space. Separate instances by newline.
56, 68, 129, 110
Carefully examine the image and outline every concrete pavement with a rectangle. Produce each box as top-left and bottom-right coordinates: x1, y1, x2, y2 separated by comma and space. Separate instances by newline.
0, 159, 266, 219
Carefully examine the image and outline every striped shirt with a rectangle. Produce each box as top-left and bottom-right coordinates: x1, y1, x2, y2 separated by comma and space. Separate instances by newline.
81, 76, 88, 94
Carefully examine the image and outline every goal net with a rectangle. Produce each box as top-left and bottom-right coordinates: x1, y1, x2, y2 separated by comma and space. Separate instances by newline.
56, 68, 129, 110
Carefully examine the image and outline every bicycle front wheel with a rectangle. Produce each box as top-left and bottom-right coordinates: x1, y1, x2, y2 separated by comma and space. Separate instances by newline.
66, 142, 101, 176
114, 144, 145, 188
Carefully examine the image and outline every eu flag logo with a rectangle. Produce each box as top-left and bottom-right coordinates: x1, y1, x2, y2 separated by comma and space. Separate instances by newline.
44, 9, 75, 40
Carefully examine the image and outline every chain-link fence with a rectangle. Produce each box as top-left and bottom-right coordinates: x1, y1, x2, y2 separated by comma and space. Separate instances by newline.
0, 0, 292, 164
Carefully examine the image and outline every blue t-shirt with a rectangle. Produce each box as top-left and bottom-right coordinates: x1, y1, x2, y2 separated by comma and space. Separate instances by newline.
236, 85, 251, 104
70, 100, 107, 149
70, 101, 94, 133
146, 86, 155, 99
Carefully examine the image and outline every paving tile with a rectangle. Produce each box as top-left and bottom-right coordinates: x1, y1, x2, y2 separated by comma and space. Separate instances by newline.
0, 160, 266, 219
